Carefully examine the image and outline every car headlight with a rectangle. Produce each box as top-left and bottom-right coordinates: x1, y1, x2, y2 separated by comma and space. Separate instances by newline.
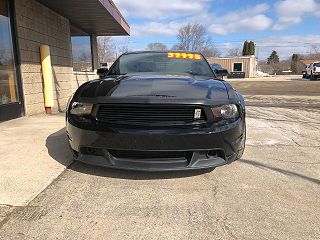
212, 104, 239, 119
70, 102, 93, 116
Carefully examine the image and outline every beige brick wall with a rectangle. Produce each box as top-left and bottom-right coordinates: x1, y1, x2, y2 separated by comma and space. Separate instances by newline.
15, 0, 98, 115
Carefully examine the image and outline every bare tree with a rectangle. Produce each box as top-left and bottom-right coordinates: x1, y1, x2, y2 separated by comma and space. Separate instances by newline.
118, 45, 130, 55
174, 23, 220, 57
305, 45, 320, 60
227, 48, 242, 57
202, 45, 221, 58
146, 42, 167, 51
309, 45, 320, 54
97, 37, 116, 63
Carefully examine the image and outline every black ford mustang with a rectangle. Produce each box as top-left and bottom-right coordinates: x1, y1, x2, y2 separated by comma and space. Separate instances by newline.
66, 51, 246, 171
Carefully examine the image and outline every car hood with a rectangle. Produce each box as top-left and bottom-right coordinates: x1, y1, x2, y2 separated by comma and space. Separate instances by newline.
77, 74, 229, 101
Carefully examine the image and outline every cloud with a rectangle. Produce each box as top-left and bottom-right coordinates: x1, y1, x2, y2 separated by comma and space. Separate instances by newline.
129, 3, 272, 37
273, 0, 320, 30
131, 21, 183, 37
221, 3, 270, 21
208, 3, 272, 35
210, 15, 272, 35
113, 0, 209, 20
255, 35, 320, 59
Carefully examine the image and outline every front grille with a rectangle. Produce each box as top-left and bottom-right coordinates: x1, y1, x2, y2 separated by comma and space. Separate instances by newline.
109, 150, 193, 160
96, 104, 207, 125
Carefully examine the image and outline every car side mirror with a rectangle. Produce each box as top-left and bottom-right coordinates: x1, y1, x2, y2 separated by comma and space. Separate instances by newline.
97, 68, 109, 78
214, 69, 228, 77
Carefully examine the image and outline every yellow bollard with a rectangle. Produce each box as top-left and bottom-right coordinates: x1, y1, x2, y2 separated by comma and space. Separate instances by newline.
40, 45, 54, 114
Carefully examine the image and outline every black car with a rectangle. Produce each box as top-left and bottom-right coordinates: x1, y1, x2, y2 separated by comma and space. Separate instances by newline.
66, 51, 246, 171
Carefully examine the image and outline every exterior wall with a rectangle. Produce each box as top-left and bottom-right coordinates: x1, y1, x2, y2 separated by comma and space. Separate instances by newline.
14, 0, 97, 115
249, 57, 257, 78
208, 57, 257, 78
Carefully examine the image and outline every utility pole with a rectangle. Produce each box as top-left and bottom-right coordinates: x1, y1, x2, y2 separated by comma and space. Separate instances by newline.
255, 44, 259, 71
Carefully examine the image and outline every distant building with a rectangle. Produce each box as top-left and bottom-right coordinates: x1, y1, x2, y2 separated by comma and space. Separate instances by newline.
300, 59, 320, 66
207, 56, 257, 78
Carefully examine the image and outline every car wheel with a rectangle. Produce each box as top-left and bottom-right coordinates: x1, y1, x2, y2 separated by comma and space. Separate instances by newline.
236, 122, 246, 160
310, 74, 316, 81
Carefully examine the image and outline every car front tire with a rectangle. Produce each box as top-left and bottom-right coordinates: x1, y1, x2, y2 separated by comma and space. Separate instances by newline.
236, 123, 246, 160
310, 73, 316, 81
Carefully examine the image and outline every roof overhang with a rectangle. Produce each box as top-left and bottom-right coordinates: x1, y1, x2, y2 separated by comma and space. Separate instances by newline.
36, 0, 130, 36
208, 56, 256, 60
301, 59, 320, 65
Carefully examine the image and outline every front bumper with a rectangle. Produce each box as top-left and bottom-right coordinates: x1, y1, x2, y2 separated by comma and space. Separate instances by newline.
67, 119, 245, 171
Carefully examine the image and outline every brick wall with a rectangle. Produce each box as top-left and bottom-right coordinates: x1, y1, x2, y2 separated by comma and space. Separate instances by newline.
14, 0, 97, 115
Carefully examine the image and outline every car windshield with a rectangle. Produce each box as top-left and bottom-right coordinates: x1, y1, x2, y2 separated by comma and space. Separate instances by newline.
107, 52, 215, 78
314, 62, 320, 67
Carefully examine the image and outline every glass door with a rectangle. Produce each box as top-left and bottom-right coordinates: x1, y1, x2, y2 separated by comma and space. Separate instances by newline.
0, 0, 23, 121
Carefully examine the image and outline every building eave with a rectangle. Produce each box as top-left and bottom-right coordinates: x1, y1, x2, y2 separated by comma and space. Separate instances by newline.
36, 0, 130, 36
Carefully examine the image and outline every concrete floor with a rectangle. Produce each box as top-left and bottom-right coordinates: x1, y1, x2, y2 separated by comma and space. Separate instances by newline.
0, 114, 72, 206
0, 76, 319, 239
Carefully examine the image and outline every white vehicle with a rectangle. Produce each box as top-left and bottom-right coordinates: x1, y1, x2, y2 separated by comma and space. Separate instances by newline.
306, 62, 320, 80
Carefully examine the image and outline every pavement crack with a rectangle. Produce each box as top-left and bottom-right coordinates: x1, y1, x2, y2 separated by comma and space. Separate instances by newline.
290, 138, 302, 146
0, 204, 16, 208
218, 215, 238, 240
268, 157, 320, 165
0, 206, 24, 230
248, 144, 320, 148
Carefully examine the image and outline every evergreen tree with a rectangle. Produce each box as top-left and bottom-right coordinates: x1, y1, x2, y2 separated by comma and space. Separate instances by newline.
291, 54, 300, 74
242, 41, 249, 56
248, 41, 255, 55
242, 41, 255, 56
267, 50, 280, 65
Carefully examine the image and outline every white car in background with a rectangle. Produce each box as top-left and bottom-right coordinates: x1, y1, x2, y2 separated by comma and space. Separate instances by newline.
306, 62, 320, 80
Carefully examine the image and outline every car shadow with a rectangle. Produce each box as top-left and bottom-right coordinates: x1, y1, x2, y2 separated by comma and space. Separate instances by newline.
46, 128, 73, 167
239, 159, 320, 185
46, 128, 212, 180
45, 129, 320, 182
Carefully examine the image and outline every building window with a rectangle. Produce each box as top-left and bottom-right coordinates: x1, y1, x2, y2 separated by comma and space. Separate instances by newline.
71, 36, 93, 72
0, 0, 19, 105
233, 63, 243, 72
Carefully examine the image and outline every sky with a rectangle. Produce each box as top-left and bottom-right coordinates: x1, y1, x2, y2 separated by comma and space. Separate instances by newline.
111, 0, 320, 60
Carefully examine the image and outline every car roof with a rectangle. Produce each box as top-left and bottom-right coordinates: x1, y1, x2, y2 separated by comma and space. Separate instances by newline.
122, 50, 203, 55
